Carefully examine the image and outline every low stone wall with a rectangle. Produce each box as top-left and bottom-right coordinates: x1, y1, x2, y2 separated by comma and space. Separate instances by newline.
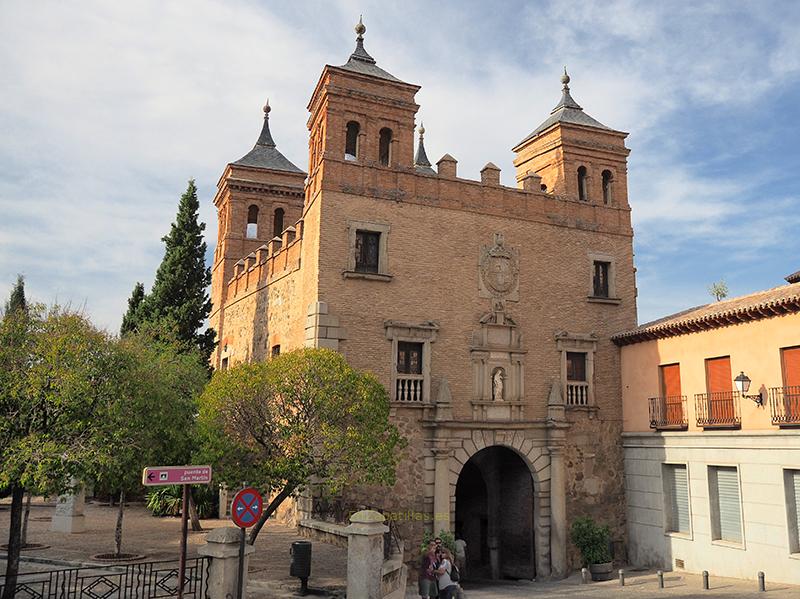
381, 552, 407, 599
298, 519, 349, 549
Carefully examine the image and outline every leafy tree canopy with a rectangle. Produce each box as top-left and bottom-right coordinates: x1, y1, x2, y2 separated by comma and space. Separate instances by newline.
197, 348, 406, 541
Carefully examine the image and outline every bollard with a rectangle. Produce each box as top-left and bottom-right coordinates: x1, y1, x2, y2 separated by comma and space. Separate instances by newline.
581, 568, 590, 584
758, 571, 765, 592
657, 570, 664, 589
619, 569, 625, 586
702, 570, 709, 590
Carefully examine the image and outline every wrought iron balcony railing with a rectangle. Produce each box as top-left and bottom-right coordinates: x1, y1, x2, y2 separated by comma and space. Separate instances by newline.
694, 391, 741, 428
769, 385, 800, 426
648, 395, 688, 430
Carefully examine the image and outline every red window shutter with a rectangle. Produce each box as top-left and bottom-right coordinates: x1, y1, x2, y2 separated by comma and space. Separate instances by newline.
706, 357, 733, 394
661, 364, 682, 397
782, 347, 800, 388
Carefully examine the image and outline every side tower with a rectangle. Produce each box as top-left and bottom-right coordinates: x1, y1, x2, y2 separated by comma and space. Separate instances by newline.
513, 69, 630, 206
305, 17, 420, 199
209, 102, 306, 368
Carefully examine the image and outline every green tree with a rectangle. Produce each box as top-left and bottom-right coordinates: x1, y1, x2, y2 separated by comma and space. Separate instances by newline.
120, 281, 145, 336
198, 348, 406, 544
135, 180, 215, 361
708, 280, 729, 301
0, 299, 114, 599
89, 326, 207, 557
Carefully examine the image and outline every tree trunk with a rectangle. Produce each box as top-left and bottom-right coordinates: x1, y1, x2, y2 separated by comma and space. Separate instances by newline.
2, 485, 25, 599
20, 490, 32, 547
114, 490, 125, 557
247, 485, 293, 545
188, 489, 202, 532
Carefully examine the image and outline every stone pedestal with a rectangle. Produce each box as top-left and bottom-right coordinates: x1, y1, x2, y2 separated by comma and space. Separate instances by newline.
346, 510, 388, 599
51, 482, 85, 534
198, 527, 254, 599
218, 485, 230, 519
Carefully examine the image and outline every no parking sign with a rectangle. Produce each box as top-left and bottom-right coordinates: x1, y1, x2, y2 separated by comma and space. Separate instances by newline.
231, 487, 263, 528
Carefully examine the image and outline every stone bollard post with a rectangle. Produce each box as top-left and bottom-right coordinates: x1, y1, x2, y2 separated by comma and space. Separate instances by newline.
198, 527, 255, 599
51, 479, 85, 533
346, 510, 389, 599
702, 570, 709, 590
657, 570, 664, 589
619, 569, 625, 586
758, 571, 765, 592
581, 568, 590, 584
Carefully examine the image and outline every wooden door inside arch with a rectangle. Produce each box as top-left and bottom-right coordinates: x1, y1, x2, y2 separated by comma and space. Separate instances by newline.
454, 445, 535, 581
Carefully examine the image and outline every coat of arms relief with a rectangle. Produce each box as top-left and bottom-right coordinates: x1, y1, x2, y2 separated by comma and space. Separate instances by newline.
471, 232, 526, 421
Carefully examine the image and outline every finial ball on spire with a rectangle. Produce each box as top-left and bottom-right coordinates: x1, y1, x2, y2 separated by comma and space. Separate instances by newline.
263, 98, 271, 114
418, 122, 425, 135
355, 15, 366, 36
561, 67, 570, 86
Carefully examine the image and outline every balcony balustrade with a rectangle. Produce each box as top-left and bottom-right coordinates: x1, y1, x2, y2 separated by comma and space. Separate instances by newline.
395, 373, 424, 402
566, 381, 590, 406
769, 385, 800, 426
648, 395, 688, 430
694, 391, 741, 428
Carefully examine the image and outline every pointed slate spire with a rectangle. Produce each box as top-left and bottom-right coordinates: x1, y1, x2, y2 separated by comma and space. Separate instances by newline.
232, 100, 304, 173
338, 16, 403, 82
414, 122, 436, 175
515, 68, 612, 146
552, 67, 583, 112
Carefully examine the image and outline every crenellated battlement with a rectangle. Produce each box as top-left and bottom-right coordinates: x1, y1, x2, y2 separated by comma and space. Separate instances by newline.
225, 220, 304, 300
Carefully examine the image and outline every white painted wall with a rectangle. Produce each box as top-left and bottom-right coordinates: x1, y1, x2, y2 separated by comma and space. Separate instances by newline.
623, 431, 800, 585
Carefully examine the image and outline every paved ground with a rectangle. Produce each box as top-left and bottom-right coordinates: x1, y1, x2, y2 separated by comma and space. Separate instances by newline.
426, 570, 800, 599
3, 499, 799, 598
0, 498, 347, 596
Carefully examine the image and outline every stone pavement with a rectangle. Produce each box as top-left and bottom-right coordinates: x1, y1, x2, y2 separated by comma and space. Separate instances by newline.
406, 570, 800, 599
0, 498, 346, 596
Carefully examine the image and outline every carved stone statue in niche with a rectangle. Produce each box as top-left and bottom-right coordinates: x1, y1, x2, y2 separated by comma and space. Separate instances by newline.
492, 367, 505, 401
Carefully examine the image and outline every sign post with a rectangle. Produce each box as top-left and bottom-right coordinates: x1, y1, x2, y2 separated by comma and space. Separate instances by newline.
143, 466, 212, 599
230, 487, 263, 599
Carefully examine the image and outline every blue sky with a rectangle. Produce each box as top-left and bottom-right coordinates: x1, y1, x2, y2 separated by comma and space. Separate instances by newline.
1, 0, 799, 331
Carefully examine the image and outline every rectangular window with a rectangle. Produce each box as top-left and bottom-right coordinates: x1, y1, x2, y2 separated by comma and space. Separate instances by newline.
592, 261, 610, 297
781, 346, 800, 388
663, 464, 690, 534
220, 357, 229, 371
660, 363, 682, 397
709, 466, 742, 544
706, 356, 733, 394
786, 469, 800, 554
271, 345, 280, 358
566, 352, 587, 382
396, 341, 423, 402
397, 341, 423, 375
355, 230, 380, 273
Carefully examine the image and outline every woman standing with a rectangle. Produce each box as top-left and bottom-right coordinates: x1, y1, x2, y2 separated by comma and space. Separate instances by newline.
434, 548, 459, 599
418, 542, 439, 599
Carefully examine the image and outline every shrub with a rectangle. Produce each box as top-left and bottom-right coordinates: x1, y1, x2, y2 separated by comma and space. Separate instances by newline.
570, 516, 612, 565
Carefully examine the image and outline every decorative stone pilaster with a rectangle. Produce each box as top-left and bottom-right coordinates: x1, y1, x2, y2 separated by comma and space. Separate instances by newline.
346, 510, 389, 599
51, 480, 85, 534
432, 447, 453, 533
198, 527, 255, 599
549, 446, 568, 578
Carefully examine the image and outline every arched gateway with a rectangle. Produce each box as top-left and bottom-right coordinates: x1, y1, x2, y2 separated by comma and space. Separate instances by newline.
455, 446, 535, 579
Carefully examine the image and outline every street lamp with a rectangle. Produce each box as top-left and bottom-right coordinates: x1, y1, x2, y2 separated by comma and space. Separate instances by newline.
734, 371, 764, 406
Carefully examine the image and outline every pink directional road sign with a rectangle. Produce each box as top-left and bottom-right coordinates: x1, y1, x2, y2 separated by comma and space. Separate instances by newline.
142, 465, 212, 486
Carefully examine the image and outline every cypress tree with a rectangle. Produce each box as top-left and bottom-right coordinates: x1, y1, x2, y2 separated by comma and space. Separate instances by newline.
5, 275, 26, 315
120, 282, 145, 336
137, 179, 215, 361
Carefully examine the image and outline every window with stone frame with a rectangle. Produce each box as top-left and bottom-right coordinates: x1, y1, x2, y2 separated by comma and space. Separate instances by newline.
593, 261, 611, 297
385, 320, 438, 404
344, 220, 392, 281
355, 230, 380, 273
556, 332, 596, 408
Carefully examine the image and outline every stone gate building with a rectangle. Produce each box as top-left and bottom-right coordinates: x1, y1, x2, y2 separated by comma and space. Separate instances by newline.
209, 20, 637, 578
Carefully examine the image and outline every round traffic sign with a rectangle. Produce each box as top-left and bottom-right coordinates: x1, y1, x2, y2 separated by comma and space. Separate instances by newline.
231, 487, 263, 528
